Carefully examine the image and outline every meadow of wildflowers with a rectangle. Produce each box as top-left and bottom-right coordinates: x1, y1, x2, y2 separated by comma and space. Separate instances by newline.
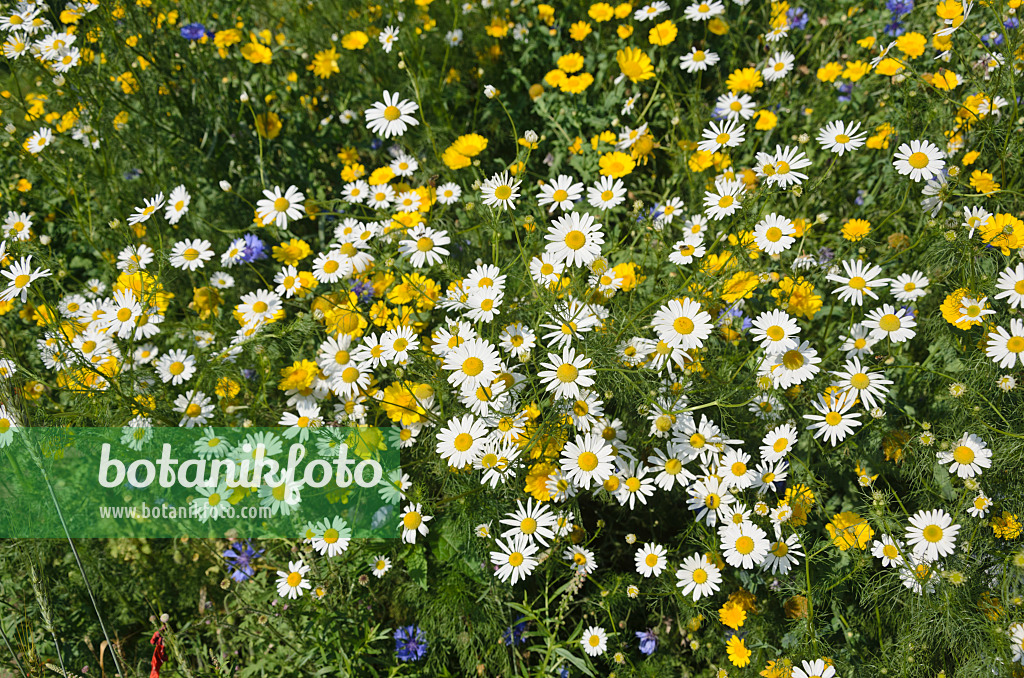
2, 0, 1024, 676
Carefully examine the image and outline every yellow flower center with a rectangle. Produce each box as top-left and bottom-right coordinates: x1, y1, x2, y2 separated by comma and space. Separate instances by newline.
564, 230, 586, 250
403, 511, 422, 529
462, 356, 484, 376
735, 536, 755, 555
825, 412, 842, 426
878, 314, 902, 332
952, 445, 974, 464
908, 151, 929, 169
673, 316, 695, 335
922, 524, 943, 543
577, 451, 599, 471
453, 433, 474, 452
556, 364, 579, 382
383, 105, 402, 121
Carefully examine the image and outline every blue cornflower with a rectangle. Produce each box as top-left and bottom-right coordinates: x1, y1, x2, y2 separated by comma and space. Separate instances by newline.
817, 247, 835, 265
370, 138, 384, 151
241, 368, 257, 381
886, 0, 913, 15
241, 234, 268, 262
180, 22, 207, 40
223, 540, 264, 582
884, 20, 906, 37
636, 629, 658, 656
1005, 18, 1020, 30
502, 618, 528, 646
982, 32, 1005, 46
787, 7, 809, 30
350, 279, 375, 303
394, 625, 428, 662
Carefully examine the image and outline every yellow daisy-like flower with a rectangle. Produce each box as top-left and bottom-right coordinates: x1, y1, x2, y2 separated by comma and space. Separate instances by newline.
726, 635, 751, 667
616, 47, 654, 83
598, 151, 636, 178
826, 511, 874, 551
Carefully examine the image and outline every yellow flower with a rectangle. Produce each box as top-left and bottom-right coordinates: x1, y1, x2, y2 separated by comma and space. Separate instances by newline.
525, 462, 555, 501
726, 67, 762, 93
544, 68, 568, 88
442, 148, 471, 170
537, 3, 555, 25
969, 169, 1000, 195
569, 20, 592, 40
215, 377, 240, 398
721, 271, 759, 303
560, 72, 594, 94
826, 512, 874, 551
930, 69, 959, 90
648, 19, 677, 46
719, 601, 747, 630
556, 52, 584, 73
599, 151, 635, 178
278, 360, 319, 392
214, 28, 241, 51
866, 122, 896, 149
192, 286, 222, 320
616, 47, 654, 83
842, 60, 871, 81
272, 238, 312, 266
617, 24, 634, 38
708, 17, 729, 35
991, 512, 1023, 540
857, 35, 876, 48
816, 61, 844, 82
841, 219, 871, 242
380, 381, 430, 425
255, 112, 282, 139
588, 2, 614, 21
613, 262, 643, 291
341, 31, 368, 50
310, 47, 339, 78
962, 150, 980, 166
450, 133, 488, 157
484, 17, 510, 38
895, 31, 926, 59
771, 276, 822, 320
979, 213, 1024, 255
241, 41, 272, 64
369, 166, 396, 186
726, 635, 751, 667
874, 57, 905, 76
754, 110, 778, 130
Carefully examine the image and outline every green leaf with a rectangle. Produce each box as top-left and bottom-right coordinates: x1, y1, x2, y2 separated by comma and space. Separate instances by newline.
553, 647, 595, 677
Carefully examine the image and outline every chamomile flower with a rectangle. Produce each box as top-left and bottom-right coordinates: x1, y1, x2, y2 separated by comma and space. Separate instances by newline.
156, 349, 196, 385
378, 25, 399, 52
792, 659, 836, 678
364, 90, 419, 138
832, 357, 893, 411
371, 555, 392, 578
341, 180, 370, 204
436, 182, 462, 204
500, 499, 557, 546
400, 503, 432, 544
703, 178, 745, 220
635, 543, 669, 577
635, 2, 670, 20
174, 390, 214, 428
276, 560, 311, 599
715, 92, 756, 121
863, 304, 917, 343
545, 211, 605, 268
752, 213, 796, 254
538, 346, 596, 401
762, 51, 795, 81
684, 0, 725, 21
238, 290, 283, 326
955, 296, 995, 325
652, 298, 713, 350
2, 211, 31, 241
436, 413, 489, 468
491, 535, 539, 584
762, 534, 803, 575
905, 509, 959, 562
698, 119, 745, 153
564, 545, 598, 575
893, 139, 946, 182
480, 171, 522, 210
24, 127, 53, 154
648, 448, 694, 490
839, 324, 878, 359
687, 476, 735, 526
381, 326, 419, 364
995, 263, 1024, 309
986, 320, 1024, 369
872, 534, 905, 567
675, 553, 722, 601
256, 185, 306, 229
890, 271, 929, 302
587, 176, 627, 210
938, 432, 992, 478
817, 120, 867, 156
561, 432, 615, 490
668, 232, 706, 266
719, 521, 770, 569
750, 309, 800, 351
442, 338, 502, 392
580, 626, 608, 657
536, 174, 584, 212
615, 461, 656, 509
311, 517, 352, 557
968, 493, 992, 518
963, 205, 993, 239
164, 185, 190, 224
827, 259, 889, 306
803, 391, 861, 446
679, 46, 719, 73
766, 340, 821, 389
